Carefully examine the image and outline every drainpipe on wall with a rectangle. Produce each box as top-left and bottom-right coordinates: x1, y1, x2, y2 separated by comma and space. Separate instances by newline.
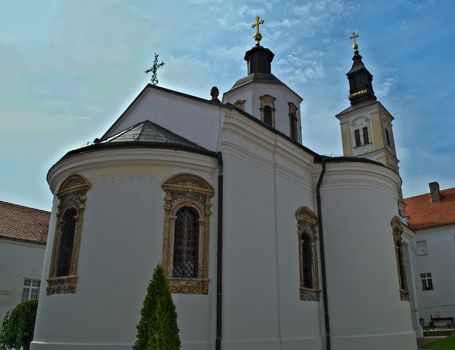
316, 157, 331, 350
216, 152, 224, 350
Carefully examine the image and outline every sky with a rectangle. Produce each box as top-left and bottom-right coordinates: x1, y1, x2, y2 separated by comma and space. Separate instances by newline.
1, 0, 454, 211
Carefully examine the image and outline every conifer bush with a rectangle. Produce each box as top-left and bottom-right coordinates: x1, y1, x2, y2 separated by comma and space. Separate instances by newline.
134, 264, 181, 350
0, 299, 38, 350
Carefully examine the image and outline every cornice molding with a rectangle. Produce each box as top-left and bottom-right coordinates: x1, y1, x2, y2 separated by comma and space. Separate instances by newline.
48, 148, 217, 194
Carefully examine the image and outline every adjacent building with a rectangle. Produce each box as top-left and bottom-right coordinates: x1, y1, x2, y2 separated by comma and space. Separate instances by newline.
0, 201, 49, 320
405, 182, 455, 328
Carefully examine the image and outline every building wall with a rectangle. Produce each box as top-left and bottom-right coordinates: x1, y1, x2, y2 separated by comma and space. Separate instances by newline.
32, 149, 218, 350
104, 87, 223, 151
319, 162, 416, 350
411, 224, 455, 326
223, 83, 303, 143
221, 110, 322, 350
33, 106, 418, 350
0, 238, 45, 320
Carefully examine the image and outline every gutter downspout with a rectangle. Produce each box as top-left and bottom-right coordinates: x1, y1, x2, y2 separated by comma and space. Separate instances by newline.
216, 152, 224, 350
316, 157, 331, 350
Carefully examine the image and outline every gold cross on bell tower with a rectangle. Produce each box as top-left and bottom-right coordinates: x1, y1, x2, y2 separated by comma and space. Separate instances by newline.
251, 16, 265, 46
350, 32, 359, 51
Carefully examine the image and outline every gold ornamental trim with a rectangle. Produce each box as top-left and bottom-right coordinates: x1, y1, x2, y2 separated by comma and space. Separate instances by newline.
296, 206, 320, 301
162, 174, 214, 295
391, 216, 409, 301
48, 174, 90, 295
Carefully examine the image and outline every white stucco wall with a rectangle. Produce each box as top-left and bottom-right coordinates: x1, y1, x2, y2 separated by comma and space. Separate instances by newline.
104, 86, 223, 151
221, 110, 324, 350
411, 224, 455, 325
32, 149, 218, 350
318, 161, 417, 350
223, 83, 303, 143
0, 239, 45, 320
33, 87, 419, 350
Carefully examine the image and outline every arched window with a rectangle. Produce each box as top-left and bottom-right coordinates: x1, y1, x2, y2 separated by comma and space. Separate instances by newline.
295, 207, 320, 301
385, 128, 391, 146
234, 99, 246, 111
173, 207, 199, 278
260, 94, 276, 128
162, 174, 214, 294
301, 232, 313, 289
56, 207, 78, 277
289, 102, 298, 141
391, 216, 409, 301
48, 174, 90, 295
263, 106, 273, 127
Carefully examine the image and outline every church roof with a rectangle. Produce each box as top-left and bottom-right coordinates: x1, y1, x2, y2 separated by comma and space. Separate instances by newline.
107, 120, 206, 149
0, 201, 49, 244
231, 72, 286, 89
404, 187, 455, 230
62, 120, 216, 160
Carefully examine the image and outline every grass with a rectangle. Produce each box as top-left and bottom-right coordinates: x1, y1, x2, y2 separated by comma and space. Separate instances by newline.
423, 336, 455, 349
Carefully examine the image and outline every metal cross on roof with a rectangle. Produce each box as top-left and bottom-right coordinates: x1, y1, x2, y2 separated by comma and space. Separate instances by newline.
251, 16, 265, 46
350, 32, 359, 51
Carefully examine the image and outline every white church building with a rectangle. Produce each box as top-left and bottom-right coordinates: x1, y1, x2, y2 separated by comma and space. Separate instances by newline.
32, 27, 418, 350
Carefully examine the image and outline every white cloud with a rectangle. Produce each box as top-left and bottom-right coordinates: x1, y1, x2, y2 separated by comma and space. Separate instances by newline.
293, 0, 355, 35
376, 76, 397, 98
275, 55, 325, 85
188, 0, 222, 3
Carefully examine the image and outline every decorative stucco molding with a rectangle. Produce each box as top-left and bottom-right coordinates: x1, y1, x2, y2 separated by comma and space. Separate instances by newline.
48, 174, 90, 295
162, 174, 214, 294
391, 216, 409, 301
296, 207, 321, 301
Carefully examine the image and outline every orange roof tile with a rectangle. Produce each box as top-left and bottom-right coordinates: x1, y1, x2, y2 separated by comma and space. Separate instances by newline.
404, 187, 455, 230
0, 201, 50, 244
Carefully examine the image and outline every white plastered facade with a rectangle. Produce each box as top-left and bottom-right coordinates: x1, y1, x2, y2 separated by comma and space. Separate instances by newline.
410, 224, 455, 326
0, 239, 45, 320
32, 65, 417, 349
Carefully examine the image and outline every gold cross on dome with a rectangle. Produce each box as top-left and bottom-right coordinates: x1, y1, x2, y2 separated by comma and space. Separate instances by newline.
251, 16, 265, 45
350, 32, 359, 51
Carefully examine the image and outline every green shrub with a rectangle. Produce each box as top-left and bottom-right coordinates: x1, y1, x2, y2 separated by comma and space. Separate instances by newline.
134, 265, 181, 350
0, 299, 38, 350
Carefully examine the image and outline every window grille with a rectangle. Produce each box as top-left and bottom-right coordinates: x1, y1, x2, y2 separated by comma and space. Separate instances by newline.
301, 233, 313, 289
56, 208, 77, 277
173, 207, 199, 278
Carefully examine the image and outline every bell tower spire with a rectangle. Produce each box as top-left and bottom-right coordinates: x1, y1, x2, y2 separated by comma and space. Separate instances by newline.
347, 32, 377, 106
336, 33, 399, 172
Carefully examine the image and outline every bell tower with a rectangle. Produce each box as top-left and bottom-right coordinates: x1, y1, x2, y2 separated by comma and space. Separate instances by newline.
336, 33, 399, 172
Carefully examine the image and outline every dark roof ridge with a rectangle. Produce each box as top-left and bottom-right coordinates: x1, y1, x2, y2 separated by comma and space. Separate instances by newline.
314, 155, 386, 168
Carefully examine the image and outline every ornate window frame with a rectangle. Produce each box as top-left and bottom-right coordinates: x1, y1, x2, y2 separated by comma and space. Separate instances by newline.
296, 207, 320, 301
162, 174, 214, 294
234, 99, 246, 111
391, 216, 409, 301
259, 94, 276, 128
48, 174, 90, 295
288, 102, 298, 141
